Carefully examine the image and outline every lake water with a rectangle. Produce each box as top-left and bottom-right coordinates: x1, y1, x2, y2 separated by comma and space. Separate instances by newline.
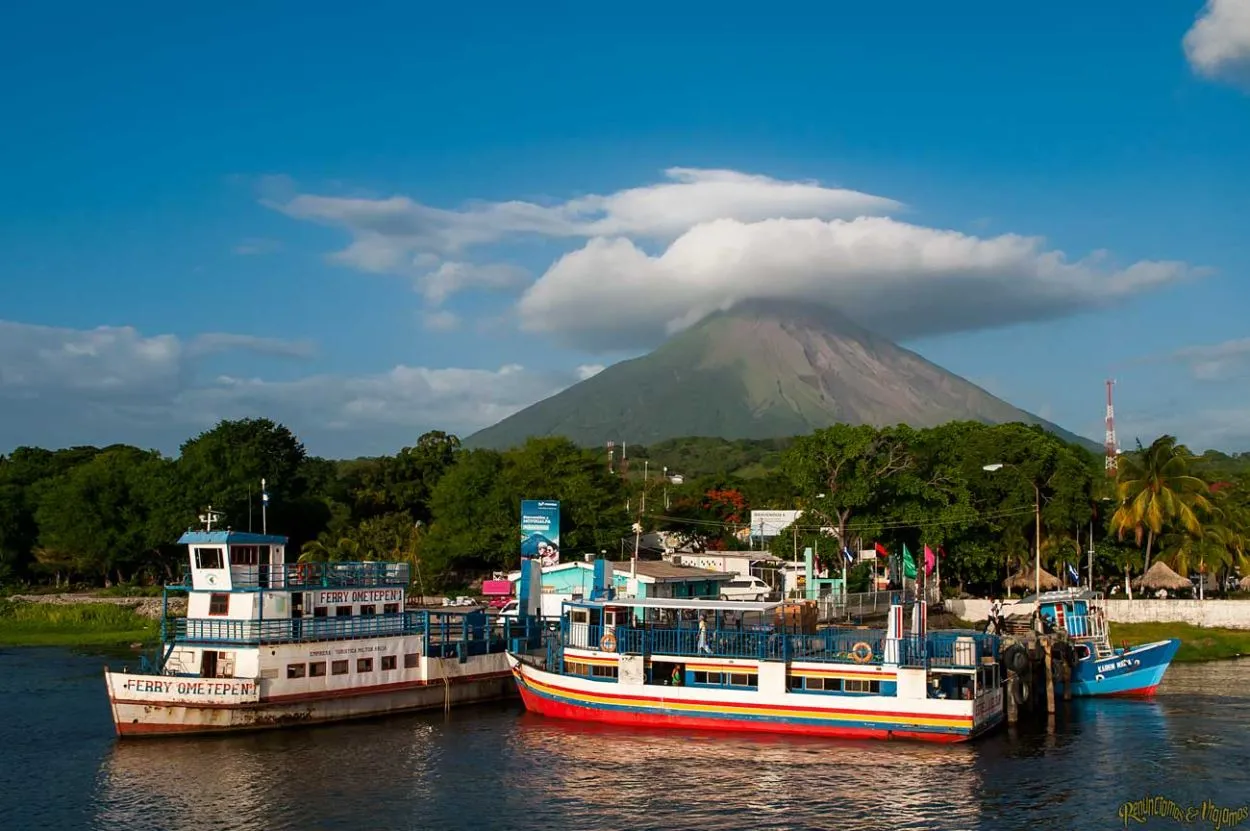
2, 647, 1248, 831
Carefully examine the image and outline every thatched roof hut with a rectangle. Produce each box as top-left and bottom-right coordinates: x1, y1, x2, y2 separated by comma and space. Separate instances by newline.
1003, 567, 1061, 592
1133, 561, 1192, 592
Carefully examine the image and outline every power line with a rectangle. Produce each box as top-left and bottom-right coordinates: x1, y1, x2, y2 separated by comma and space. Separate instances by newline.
644, 504, 1038, 534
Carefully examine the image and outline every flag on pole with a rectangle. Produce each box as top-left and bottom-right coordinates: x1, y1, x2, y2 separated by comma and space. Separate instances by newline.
262, 478, 270, 505
902, 543, 917, 580
842, 545, 855, 565
924, 545, 936, 575
1067, 562, 1080, 584
874, 542, 890, 558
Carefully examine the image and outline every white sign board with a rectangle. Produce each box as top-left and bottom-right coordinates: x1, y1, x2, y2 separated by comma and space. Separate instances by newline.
749, 510, 802, 536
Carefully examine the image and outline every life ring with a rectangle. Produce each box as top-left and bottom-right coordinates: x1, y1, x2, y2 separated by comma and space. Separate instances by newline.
600, 631, 618, 653
851, 642, 873, 663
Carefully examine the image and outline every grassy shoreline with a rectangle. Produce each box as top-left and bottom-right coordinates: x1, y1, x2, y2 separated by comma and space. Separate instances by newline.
0, 600, 158, 647
1107, 621, 1250, 662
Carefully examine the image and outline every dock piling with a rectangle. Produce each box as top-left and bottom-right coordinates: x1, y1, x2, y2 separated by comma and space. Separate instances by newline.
1043, 640, 1055, 714
1006, 672, 1019, 724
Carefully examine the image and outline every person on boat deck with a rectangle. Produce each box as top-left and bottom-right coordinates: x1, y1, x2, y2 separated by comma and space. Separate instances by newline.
670, 666, 682, 686
697, 615, 713, 655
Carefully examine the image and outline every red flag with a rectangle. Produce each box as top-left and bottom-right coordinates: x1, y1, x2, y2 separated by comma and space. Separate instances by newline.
924, 545, 936, 575
874, 542, 889, 558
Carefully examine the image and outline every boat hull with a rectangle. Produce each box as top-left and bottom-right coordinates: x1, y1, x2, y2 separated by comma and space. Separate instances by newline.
106, 664, 515, 737
1063, 639, 1179, 698
508, 656, 1001, 743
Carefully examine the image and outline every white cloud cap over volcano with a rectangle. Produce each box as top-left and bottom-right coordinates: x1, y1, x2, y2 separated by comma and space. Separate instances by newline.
516, 216, 1195, 352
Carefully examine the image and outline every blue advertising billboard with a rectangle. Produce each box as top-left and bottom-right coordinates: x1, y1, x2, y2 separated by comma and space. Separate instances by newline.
520, 500, 561, 567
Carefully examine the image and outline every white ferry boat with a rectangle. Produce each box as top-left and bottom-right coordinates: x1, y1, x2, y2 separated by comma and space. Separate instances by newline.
507, 561, 1005, 743
104, 520, 543, 737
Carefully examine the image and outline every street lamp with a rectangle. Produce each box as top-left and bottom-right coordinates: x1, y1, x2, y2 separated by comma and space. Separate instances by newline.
983, 463, 1043, 611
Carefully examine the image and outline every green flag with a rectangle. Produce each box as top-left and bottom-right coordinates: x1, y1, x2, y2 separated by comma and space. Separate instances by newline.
903, 543, 917, 580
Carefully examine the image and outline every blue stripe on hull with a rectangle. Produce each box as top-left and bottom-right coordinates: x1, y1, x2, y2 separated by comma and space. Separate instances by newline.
1061, 639, 1179, 697
520, 676, 979, 738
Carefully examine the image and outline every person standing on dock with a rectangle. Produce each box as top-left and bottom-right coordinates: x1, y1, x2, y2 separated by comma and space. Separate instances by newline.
698, 615, 712, 655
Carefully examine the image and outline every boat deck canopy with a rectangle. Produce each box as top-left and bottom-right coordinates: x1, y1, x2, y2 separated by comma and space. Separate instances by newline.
566, 597, 781, 613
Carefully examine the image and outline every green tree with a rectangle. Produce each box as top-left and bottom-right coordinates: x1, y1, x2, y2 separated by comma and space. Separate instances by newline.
35, 447, 187, 583
1112, 435, 1212, 574
177, 418, 309, 534
422, 450, 514, 578
782, 424, 914, 553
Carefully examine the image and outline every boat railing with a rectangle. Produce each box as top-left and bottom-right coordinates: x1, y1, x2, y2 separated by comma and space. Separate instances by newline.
168, 609, 515, 655
175, 561, 411, 590
564, 622, 996, 669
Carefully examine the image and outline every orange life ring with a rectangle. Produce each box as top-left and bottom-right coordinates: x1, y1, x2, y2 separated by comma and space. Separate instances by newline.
851, 642, 873, 663
600, 631, 618, 653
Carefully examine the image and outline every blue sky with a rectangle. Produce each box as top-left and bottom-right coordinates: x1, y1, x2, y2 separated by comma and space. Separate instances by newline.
2, 1, 1248, 457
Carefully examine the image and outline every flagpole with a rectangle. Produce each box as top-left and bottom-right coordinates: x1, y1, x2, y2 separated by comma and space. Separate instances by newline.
261, 478, 268, 535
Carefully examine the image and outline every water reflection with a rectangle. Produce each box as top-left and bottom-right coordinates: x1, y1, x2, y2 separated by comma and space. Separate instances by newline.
58, 659, 1250, 831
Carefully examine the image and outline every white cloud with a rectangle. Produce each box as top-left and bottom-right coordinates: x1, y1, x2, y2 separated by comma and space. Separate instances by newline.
516, 217, 1196, 351
0, 320, 183, 394
1184, 0, 1250, 86
421, 310, 462, 332
0, 319, 576, 456
187, 332, 316, 359
576, 364, 605, 380
277, 168, 897, 260
1164, 337, 1250, 381
417, 261, 529, 305
272, 167, 1196, 351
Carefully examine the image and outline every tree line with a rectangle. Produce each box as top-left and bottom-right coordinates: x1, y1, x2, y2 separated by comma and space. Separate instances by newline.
0, 418, 1246, 594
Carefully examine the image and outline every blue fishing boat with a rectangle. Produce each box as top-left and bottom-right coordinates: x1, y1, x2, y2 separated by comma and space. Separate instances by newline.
1027, 589, 1179, 697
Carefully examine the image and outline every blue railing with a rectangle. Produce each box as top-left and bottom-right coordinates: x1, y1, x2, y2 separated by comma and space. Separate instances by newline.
166, 608, 545, 657
562, 622, 997, 669
175, 561, 410, 590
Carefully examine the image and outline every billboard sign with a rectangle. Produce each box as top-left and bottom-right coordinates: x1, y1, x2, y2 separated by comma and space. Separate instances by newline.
749, 510, 802, 537
520, 500, 561, 567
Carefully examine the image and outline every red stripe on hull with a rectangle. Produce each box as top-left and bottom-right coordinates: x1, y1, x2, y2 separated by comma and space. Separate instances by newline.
516, 682, 967, 744
1102, 684, 1159, 698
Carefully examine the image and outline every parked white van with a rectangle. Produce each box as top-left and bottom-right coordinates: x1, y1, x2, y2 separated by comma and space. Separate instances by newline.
719, 576, 771, 602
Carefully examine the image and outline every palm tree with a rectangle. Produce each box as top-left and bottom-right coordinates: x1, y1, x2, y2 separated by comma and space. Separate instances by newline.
299, 537, 360, 563
1111, 435, 1212, 575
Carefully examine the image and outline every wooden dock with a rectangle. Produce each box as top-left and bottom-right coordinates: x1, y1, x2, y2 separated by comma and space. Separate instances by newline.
997, 616, 1077, 723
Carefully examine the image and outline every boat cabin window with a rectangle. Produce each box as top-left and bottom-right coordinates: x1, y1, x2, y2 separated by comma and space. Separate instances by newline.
844, 679, 881, 694
332, 660, 349, 675
195, 547, 224, 570
360, 605, 376, 616
229, 545, 263, 566
335, 605, 351, 617
383, 603, 399, 615
287, 663, 306, 679
357, 658, 373, 673
570, 608, 591, 626
381, 656, 397, 671
790, 676, 842, 692
404, 653, 419, 669
309, 662, 327, 678
313, 607, 328, 617
208, 593, 230, 616
591, 664, 618, 679
692, 671, 723, 685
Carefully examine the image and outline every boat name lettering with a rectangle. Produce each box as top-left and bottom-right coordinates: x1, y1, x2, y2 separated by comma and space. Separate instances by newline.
1098, 658, 1133, 673
118, 678, 257, 697
315, 589, 402, 605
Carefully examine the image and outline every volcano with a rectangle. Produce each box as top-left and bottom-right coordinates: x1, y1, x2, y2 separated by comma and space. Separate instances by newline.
465, 301, 1092, 450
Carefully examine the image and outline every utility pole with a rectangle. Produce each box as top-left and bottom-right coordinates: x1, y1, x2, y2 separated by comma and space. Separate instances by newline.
261, 478, 269, 535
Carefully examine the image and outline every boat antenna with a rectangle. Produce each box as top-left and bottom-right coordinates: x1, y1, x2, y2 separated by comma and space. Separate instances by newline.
199, 506, 223, 532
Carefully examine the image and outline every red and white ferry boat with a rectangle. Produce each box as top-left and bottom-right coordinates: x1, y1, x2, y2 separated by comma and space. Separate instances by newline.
104, 516, 541, 737
508, 563, 1004, 742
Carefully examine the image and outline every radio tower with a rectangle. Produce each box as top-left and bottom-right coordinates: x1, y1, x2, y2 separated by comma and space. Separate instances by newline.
1104, 380, 1118, 478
